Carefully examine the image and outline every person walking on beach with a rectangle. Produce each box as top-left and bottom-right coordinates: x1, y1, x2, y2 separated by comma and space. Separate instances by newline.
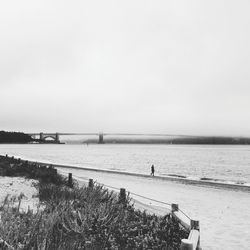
151, 164, 155, 176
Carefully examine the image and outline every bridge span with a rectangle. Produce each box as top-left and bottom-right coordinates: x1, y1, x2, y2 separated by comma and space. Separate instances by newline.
28, 132, 194, 144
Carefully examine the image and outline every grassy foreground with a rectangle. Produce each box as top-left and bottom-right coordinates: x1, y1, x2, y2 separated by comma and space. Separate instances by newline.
0, 155, 188, 249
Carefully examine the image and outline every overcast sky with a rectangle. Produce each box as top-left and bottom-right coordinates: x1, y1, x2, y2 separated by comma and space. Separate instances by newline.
1, 0, 250, 136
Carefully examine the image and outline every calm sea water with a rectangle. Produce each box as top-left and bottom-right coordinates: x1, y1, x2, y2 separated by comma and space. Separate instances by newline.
0, 144, 250, 185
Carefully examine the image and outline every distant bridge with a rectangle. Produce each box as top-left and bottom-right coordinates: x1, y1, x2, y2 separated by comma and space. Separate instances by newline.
28, 132, 196, 144
28, 133, 61, 143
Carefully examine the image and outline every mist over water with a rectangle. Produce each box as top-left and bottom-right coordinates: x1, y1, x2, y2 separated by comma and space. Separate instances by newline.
1, 143, 250, 185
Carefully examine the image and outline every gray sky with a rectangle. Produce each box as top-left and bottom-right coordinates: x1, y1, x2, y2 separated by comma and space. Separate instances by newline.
1, 0, 250, 136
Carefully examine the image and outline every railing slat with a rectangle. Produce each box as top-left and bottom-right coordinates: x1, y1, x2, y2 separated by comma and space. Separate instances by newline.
172, 211, 191, 231
188, 229, 200, 249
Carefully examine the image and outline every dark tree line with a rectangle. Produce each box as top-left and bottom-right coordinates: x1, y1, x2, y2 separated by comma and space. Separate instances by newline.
87, 136, 250, 145
170, 136, 250, 144
0, 131, 33, 143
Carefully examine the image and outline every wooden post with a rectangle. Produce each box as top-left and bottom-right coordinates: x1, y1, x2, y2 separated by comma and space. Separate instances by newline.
88, 179, 94, 188
68, 173, 73, 187
171, 203, 179, 212
191, 220, 200, 230
119, 188, 126, 204
180, 239, 193, 250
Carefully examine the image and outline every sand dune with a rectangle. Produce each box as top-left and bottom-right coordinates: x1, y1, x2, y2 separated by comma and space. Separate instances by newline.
0, 176, 39, 212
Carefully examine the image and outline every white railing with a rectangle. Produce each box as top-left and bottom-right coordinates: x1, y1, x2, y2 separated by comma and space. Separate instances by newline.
171, 204, 201, 250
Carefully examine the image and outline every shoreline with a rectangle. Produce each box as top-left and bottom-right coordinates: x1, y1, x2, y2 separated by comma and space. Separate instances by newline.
22, 158, 250, 192
51, 160, 250, 249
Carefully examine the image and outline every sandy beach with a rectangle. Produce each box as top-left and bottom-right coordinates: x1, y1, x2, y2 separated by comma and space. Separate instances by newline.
57, 167, 250, 250
1, 166, 249, 249
0, 176, 39, 212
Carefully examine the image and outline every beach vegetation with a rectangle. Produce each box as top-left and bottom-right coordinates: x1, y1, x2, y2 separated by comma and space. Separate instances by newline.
0, 155, 188, 249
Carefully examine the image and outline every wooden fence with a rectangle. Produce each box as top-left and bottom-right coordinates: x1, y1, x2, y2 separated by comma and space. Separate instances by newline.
171, 203, 201, 250
1, 154, 201, 250
68, 173, 201, 250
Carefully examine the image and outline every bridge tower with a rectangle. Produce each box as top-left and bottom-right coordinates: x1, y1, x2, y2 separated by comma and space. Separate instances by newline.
55, 133, 60, 143
39, 132, 44, 141
99, 132, 104, 144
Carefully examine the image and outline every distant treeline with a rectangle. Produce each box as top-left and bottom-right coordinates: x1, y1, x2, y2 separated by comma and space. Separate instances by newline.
170, 136, 250, 144
85, 136, 250, 145
0, 131, 33, 143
